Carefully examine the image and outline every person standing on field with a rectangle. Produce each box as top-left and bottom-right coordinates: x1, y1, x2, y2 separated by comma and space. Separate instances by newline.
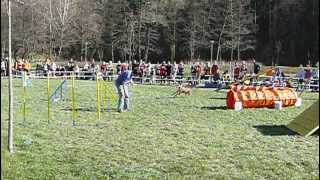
115, 63, 132, 113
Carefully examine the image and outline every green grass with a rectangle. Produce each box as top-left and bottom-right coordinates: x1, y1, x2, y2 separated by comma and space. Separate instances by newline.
1, 79, 319, 179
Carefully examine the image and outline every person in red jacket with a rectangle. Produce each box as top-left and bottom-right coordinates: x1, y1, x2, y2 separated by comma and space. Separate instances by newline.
211, 61, 219, 81
160, 61, 167, 84
234, 63, 241, 80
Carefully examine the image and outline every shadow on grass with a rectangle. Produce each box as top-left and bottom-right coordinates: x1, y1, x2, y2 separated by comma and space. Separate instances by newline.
61, 107, 118, 112
201, 106, 227, 110
208, 97, 226, 100
253, 125, 298, 136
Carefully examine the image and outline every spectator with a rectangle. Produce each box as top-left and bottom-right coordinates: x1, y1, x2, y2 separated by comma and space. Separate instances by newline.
190, 62, 197, 84
204, 62, 211, 79
107, 61, 114, 81
50, 60, 57, 76
166, 61, 172, 79
211, 61, 219, 81
132, 60, 139, 76
1, 59, 7, 76
171, 61, 178, 83
177, 62, 184, 78
312, 62, 319, 79
304, 64, 312, 80
90, 58, 96, 70
116, 61, 121, 74
233, 63, 241, 80
160, 61, 167, 84
195, 62, 203, 84
296, 64, 305, 91
240, 61, 247, 79
253, 59, 260, 75
101, 61, 108, 79
146, 62, 152, 77
83, 61, 89, 71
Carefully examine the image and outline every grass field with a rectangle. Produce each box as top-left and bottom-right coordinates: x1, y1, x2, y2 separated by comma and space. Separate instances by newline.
1, 78, 319, 179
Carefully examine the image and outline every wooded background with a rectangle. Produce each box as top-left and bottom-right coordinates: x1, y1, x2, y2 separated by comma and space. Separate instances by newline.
1, 0, 319, 65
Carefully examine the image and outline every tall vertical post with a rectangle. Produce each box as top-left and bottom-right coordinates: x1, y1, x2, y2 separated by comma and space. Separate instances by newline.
210, 40, 214, 64
8, 0, 14, 153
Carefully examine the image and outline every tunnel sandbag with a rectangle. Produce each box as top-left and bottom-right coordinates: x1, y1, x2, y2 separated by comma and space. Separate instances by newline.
226, 86, 298, 109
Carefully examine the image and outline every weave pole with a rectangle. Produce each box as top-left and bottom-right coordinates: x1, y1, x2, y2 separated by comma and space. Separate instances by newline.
22, 71, 27, 123
23, 85, 26, 122
96, 77, 101, 120
72, 74, 76, 126
47, 74, 51, 124
100, 80, 104, 115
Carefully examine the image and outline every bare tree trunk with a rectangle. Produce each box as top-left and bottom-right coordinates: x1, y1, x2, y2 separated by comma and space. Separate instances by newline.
98, 48, 104, 62
2, 42, 5, 58
216, 15, 227, 61
172, 18, 176, 62
237, 1, 241, 61
8, 0, 14, 153
138, 0, 142, 61
49, 0, 53, 58
31, 6, 35, 51
230, 0, 234, 61
58, 0, 70, 58
111, 40, 114, 62
145, 26, 150, 62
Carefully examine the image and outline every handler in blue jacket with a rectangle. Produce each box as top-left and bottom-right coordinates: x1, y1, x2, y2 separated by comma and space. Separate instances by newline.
115, 63, 132, 113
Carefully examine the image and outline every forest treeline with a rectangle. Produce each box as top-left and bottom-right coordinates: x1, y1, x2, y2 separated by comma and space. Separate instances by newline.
1, 0, 318, 65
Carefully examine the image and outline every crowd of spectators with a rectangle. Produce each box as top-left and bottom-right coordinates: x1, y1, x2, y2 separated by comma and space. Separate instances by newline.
1, 56, 318, 91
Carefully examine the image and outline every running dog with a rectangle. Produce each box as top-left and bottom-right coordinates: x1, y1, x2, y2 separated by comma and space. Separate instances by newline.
172, 83, 193, 97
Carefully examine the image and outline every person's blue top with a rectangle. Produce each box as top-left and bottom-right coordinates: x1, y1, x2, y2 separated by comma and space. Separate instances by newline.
116, 70, 132, 86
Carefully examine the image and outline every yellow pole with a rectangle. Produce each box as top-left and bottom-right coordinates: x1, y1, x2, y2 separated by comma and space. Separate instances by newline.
47, 74, 50, 123
100, 80, 104, 113
72, 74, 76, 126
96, 77, 101, 120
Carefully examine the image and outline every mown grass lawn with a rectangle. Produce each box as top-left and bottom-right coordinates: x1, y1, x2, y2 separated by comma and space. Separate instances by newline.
1, 79, 319, 179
